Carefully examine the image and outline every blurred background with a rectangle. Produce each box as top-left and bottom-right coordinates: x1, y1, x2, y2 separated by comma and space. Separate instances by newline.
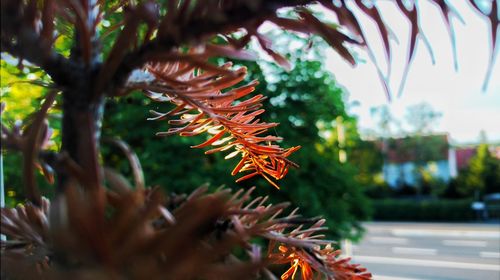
1, 0, 498, 279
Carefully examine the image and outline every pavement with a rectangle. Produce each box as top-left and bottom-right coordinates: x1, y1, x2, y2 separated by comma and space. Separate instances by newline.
347, 222, 500, 280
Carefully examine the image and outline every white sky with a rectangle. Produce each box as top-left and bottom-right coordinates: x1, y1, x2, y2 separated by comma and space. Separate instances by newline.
324, 0, 499, 144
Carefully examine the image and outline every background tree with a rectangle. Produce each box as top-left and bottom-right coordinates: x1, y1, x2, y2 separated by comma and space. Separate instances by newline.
405, 102, 443, 135
404, 103, 445, 194
457, 144, 500, 197
101, 33, 371, 240
369, 105, 400, 138
255, 44, 371, 240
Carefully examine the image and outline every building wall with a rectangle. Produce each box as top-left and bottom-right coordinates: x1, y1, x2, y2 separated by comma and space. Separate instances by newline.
448, 148, 458, 178
383, 162, 416, 187
383, 160, 452, 188
435, 160, 452, 182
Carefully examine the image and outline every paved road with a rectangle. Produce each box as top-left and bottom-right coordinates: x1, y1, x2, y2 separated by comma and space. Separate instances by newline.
348, 222, 500, 280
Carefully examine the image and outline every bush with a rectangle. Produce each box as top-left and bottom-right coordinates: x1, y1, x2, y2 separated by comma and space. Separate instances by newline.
371, 199, 475, 221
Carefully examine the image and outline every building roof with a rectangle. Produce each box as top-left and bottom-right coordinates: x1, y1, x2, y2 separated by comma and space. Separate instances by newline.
376, 134, 450, 164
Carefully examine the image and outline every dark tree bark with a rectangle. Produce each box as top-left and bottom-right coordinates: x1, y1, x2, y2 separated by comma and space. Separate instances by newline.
57, 0, 104, 193
59, 88, 104, 191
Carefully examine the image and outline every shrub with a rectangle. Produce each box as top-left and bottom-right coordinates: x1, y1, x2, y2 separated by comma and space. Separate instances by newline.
371, 199, 475, 221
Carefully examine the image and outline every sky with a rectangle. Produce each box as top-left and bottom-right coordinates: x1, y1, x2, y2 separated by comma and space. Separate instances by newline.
323, 0, 499, 144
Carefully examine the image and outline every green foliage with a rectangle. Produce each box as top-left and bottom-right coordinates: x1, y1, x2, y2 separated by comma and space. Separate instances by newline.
101, 94, 234, 193
2, 30, 371, 241
101, 47, 371, 240
1, 59, 59, 206
456, 144, 500, 197
419, 169, 448, 198
349, 140, 383, 187
255, 57, 371, 240
0, 59, 46, 121
372, 199, 475, 221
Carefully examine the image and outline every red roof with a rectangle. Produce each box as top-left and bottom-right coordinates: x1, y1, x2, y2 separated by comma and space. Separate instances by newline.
376, 134, 449, 164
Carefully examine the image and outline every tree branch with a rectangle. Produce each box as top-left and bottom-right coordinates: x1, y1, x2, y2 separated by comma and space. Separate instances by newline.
108, 0, 315, 93
1, 40, 80, 87
1, 1, 80, 87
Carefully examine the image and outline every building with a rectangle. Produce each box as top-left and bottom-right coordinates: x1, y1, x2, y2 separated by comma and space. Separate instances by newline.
367, 135, 499, 188
454, 147, 477, 171
378, 134, 455, 188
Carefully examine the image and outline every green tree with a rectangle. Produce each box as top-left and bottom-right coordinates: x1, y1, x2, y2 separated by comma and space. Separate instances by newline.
1, 60, 60, 206
369, 105, 400, 138
257, 55, 371, 240
349, 139, 384, 189
405, 102, 442, 135
457, 144, 500, 197
102, 39, 371, 240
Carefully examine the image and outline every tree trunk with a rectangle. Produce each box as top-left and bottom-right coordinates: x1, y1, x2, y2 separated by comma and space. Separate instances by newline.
59, 88, 104, 192
57, 0, 103, 192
